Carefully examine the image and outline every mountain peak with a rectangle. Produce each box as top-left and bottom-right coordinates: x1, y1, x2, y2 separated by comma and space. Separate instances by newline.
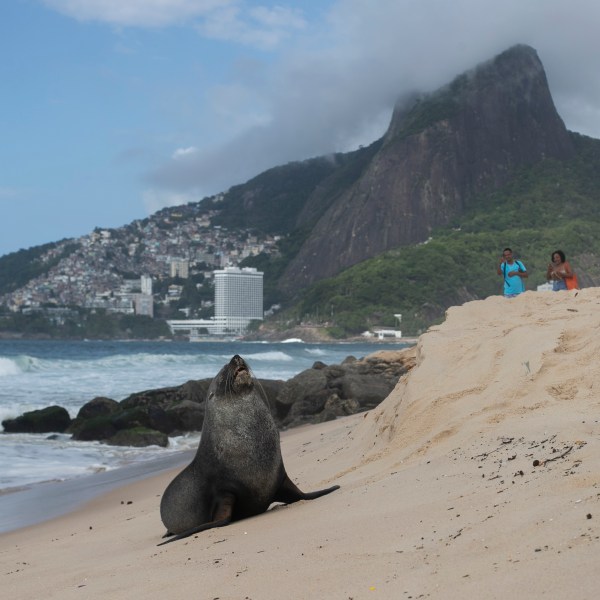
280, 45, 574, 290
385, 44, 552, 142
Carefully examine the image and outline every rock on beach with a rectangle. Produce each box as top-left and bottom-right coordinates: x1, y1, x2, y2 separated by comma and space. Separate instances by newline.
1, 347, 417, 446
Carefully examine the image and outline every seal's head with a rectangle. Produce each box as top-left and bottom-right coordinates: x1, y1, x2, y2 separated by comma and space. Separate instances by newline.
214, 354, 254, 396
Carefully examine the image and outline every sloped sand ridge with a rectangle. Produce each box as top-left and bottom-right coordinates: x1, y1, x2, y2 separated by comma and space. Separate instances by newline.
353, 288, 600, 466
2, 289, 599, 599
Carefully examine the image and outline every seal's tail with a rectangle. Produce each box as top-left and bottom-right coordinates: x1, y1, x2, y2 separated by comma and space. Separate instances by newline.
273, 474, 340, 504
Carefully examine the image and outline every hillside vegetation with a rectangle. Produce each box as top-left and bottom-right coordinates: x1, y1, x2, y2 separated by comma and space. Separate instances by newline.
210, 141, 383, 233
283, 133, 600, 336
0, 242, 79, 296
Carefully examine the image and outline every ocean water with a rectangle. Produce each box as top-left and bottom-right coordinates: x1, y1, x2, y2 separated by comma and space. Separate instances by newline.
0, 339, 408, 494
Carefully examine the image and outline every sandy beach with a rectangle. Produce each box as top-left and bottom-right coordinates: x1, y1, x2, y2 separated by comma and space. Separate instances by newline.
2, 288, 599, 599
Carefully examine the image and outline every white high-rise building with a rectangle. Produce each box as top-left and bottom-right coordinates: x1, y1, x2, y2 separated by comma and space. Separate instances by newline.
214, 267, 263, 334
141, 274, 153, 295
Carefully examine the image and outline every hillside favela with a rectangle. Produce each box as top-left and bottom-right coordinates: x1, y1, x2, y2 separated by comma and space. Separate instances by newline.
2, 204, 276, 312
1, 205, 277, 339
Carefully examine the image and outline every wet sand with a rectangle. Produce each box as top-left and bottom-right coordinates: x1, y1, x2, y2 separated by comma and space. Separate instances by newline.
0, 451, 193, 534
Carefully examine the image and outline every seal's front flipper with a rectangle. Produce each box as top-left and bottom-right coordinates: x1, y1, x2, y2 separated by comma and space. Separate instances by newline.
157, 493, 235, 546
273, 474, 340, 504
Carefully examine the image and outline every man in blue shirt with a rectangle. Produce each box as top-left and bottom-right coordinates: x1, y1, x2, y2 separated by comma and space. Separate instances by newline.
497, 247, 528, 297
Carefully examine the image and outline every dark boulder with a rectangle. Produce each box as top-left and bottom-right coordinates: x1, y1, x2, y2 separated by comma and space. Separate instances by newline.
145, 405, 177, 434
256, 378, 285, 417
281, 389, 331, 427
338, 370, 396, 410
68, 396, 123, 436
68, 378, 212, 445
76, 396, 121, 419
275, 368, 328, 422
108, 427, 169, 448
111, 407, 152, 431
323, 393, 361, 417
165, 400, 205, 432
2, 405, 71, 434
114, 380, 213, 438
275, 346, 417, 428
72, 415, 118, 442
121, 378, 210, 410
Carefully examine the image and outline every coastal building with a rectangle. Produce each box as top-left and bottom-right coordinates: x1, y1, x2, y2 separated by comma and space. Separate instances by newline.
214, 266, 263, 334
166, 316, 228, 338
153, 267, 265, 339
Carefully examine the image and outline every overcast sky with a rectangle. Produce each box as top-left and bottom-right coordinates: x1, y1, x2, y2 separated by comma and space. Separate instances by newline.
1, 0, 600, 256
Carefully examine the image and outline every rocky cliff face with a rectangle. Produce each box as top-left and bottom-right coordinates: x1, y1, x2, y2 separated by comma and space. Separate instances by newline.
281, 45, 574, 290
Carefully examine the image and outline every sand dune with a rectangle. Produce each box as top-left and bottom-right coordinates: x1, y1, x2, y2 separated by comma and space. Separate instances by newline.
1, 288, 599, 599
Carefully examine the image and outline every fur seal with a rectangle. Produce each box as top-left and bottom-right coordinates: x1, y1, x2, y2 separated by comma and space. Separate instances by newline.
159, 354, 339, 545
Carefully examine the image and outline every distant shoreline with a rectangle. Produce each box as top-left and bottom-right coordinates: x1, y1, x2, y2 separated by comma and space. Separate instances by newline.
0, 332, 419, 344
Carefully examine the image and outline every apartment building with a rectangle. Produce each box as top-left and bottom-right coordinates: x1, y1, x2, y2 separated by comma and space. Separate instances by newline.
213, 267, 263, 334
